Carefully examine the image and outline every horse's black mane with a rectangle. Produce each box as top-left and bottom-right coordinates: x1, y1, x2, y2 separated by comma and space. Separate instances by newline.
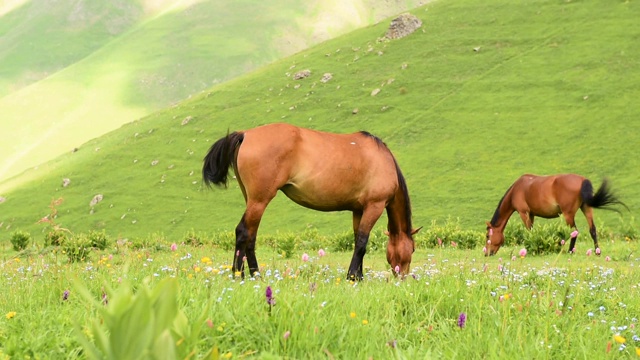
359, 131, 386, 147
359, 131, 413, 237
490, 184, 513, 227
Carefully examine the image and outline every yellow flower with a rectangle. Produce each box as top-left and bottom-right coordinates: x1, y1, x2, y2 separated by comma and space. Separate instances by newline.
362, 319, 369, 325
635, 347, 640, 356
350, 312, 356, 319
13, 258, 19, 263
5, 312, 16, 319
223, 352, 232, 359
194, 266, 201, 273
234, 271, 242, 277
503, 294, 510, 300
201, 257, 211, 264
187, 274, 193, 279
614, 334, 626, 344
211, 269, 220, 275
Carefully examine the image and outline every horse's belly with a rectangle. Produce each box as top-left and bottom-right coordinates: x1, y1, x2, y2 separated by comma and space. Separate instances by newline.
280, 184, 359, 212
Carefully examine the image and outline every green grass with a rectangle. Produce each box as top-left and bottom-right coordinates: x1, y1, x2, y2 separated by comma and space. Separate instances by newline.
0, 238, 638, 358
0, 0, 420, 182
1, 0, 638, 244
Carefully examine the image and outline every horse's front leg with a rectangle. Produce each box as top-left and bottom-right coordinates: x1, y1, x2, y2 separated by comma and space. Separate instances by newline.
347, 205, 384, 281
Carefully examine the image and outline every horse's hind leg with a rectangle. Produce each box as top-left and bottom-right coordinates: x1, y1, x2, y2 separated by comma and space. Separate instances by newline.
581, 206, 599, 252
234, 200, 271, 278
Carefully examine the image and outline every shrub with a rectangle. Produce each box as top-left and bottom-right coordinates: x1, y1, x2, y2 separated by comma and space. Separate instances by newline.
276, 233, 297, 258
44, 229, 67, 247
419, 218, 482, 249
64, 233, 92, 263
211, 231, 235, 251
88, 230, 109, 250
10, 230, 31, 251
329, 231, 354, 252
183, 229, 204, 247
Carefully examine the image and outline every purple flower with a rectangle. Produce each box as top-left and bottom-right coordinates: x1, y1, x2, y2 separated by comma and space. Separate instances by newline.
458, 312, 467, 328
266, 286, 275, 306
62, 290, 70, 301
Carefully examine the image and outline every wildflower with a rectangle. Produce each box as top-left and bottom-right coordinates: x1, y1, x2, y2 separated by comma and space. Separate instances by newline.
614, 334, 626, 344
457, 312, 467, 328
223, 352, 232, 359
450, 241, 458, 248
571, 230, 579, 238
283, 331, 290, 340
561, 239, 565, 246
362, 319, 369, 325
394, 265, 400, 274
605, 256, 611, 262
586, 249, 592, 256
482, 246, 487, 254
519, 248, 527, 258
595, 247, 601, 255
318, 249, 326, 257
489, 228, 493, 236
301, 253, 309, 262
350, 312, 356, 318
5, 312, 16, 319
62, 290, 70, 301
511, 255, 516, 261
170, 243, 177, 251
606, 341, 612, 353
386, 339, 397, 348
206, 319, 214, 328
437, 238, 442, 247
234, 271, 242, 277
635, 347, 640, 356
266, 286, 275, 306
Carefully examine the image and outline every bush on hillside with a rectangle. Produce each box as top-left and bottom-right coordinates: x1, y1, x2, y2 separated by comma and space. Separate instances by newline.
10, 230, 31, 251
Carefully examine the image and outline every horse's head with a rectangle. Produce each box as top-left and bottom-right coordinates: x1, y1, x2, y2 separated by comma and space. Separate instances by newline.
485, 221, 504, 256
385, 227, 422, 275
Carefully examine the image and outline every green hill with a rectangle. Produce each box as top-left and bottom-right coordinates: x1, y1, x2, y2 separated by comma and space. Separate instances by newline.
0, 0, 423, 183
1, 0, 638, 244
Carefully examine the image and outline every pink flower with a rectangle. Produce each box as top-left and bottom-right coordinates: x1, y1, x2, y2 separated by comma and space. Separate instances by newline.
482, 246, 487, 254
511, 256, 516, 261
586, 249, 592, 256
170, 243, 177, 251
605, 256, 611, 262
437, 238, 442, 247
519, 248, 527, 258
450, 241, 458, 248
561, 239, 565, 246
489, 228, 493, 236
301, 253, 309, 262
318, 249, 326, 257
394, 265, 400, 274
283, 330, 290, 340
498, 264, 503, 272
570, 230, 579, 238
206, 319, 213, 328
595, 248, 601, 255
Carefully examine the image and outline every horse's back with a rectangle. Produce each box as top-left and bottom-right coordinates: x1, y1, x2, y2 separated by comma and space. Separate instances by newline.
512, 174, 586, 216
236, 123, 398, 210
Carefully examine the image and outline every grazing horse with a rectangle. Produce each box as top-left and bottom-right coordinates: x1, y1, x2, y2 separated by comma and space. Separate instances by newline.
202, 123, 420, 280
485, 174, 625, 255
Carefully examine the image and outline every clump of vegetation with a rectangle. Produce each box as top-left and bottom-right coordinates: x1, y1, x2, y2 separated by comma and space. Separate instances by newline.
9, 230, 31, 251
418, 217, 483, 250
63, 233, 92, 263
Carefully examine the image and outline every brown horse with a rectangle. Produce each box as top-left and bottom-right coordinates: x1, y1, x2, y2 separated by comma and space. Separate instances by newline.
486, 174, 625, 255
202, 123, 420, 280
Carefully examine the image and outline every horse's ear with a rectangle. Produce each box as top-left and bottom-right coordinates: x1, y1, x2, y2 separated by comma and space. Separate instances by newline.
411, 226, 423, 235
384, 230, 390, 236
486, 221, 492, 229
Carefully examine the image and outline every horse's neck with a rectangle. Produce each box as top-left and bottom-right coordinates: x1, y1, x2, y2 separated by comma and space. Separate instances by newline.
494, 189, 515, 230
386, 191, 411, 236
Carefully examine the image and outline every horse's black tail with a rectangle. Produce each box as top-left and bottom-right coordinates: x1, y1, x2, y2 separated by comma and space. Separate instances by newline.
580, 178, 627, 213
202, 131, 245, 188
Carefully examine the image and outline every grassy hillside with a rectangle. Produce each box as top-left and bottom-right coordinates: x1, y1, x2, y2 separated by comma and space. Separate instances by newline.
1, 0, 638, 244
0, 0, 424, 183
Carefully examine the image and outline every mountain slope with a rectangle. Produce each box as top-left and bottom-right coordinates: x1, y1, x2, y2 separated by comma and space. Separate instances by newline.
0, 0, 638, 243
0, 0, 425, 182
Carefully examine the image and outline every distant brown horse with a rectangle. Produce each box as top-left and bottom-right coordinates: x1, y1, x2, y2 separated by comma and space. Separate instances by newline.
202, 123, 420, 279
485, 174, 625, 255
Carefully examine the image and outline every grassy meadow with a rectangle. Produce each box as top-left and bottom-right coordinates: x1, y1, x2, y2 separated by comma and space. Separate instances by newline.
1, 0, 639, 357
1, 238, 639, 358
